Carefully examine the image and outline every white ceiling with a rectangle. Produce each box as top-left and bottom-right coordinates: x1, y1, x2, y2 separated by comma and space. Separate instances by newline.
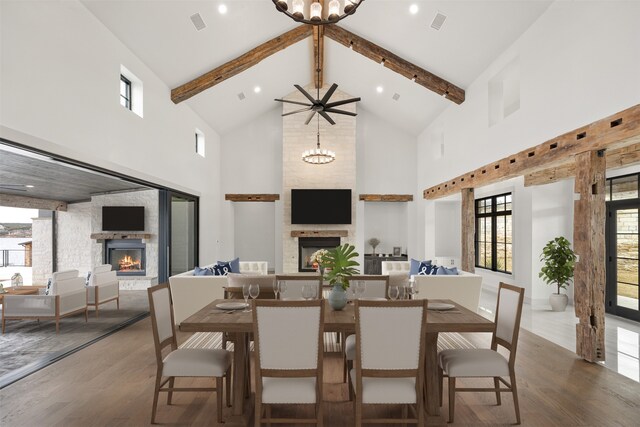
82, 0, 552, 135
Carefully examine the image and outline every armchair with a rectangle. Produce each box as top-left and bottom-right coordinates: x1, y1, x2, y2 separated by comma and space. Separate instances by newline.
2, 270, 88, 334
86, 264, 120, 317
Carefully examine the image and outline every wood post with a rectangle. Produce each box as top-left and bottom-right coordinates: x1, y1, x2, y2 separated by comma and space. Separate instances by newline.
461, 188, 475, 273
573, 150, 606, 362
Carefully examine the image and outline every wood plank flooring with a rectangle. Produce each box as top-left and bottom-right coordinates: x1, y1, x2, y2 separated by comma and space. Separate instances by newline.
1, 317, 638, 426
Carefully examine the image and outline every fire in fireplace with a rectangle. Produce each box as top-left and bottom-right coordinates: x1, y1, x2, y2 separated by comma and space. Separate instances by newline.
105, 239, 146, 276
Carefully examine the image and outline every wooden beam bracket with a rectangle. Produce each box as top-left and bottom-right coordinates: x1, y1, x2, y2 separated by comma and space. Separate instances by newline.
225, 194, 280, 202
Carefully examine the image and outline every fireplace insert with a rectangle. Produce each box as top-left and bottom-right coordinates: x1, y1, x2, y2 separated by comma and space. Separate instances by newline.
298, 237, 340, 272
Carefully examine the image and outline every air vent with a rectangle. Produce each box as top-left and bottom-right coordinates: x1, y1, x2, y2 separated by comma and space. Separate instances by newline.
190, 13, 206, 31
392, 93, 400, 101
237, 92, 246, 101
431, 12, 447, 30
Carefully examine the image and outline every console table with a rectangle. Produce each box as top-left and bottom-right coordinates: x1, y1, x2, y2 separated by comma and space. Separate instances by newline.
364, 255, 408, 274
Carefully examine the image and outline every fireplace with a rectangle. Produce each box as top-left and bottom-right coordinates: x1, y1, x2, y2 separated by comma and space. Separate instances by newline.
105, 239, 146, 276
298, 237, 340, 272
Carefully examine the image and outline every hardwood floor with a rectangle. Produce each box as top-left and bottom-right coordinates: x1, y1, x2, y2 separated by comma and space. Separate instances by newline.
1, 317, 638, 426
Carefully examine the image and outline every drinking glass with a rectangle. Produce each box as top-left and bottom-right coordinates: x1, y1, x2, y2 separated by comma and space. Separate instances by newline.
302, 284, 315, 300
242, 284, 251, 312
355, 280, 366, 300
278, 281, 287, 298
388, 285, 400, 301
273, 280, 281, 300
408, 277, 418, 299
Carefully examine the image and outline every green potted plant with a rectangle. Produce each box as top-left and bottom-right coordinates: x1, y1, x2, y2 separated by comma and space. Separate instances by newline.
539, 236, 577, 312
322, 243, 360, 310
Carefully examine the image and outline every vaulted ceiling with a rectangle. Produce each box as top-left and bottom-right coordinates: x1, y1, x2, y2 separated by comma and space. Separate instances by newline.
82, 0, 552, 135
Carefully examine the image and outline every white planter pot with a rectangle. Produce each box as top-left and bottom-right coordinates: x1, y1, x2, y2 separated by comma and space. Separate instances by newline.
549, 293, 568, 312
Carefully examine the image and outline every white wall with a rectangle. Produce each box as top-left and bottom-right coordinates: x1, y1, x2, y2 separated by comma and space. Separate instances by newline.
363, 202, 408, 255
233, 203, 276, 269
416, 1, 640, 300
0, 1, 223, 264
56, 202, 92, 275
434, 201, 461, 259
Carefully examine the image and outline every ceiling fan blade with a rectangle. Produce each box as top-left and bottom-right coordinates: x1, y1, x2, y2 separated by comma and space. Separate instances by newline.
274, 98, 312, 107
294, 85, 318, 104
282, 107, 312, 117
325, 108, 357, 117
304, 111, 317, 125
325, 97, 361, 109
319, 111, 336, 125
0, 186, 27, 192
320, 83, 338, 105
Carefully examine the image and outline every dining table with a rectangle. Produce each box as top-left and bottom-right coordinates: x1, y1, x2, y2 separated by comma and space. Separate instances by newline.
180, 298, 495, 417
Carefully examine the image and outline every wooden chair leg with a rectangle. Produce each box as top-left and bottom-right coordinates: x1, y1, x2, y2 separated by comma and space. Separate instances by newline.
317, 399, 323, 427
402, 404, 408, 427
355, 395, 362, 427
116, 297, 120, 310
151, 374, 161, 424
511, 373, 521, 425
266, 405, 272, 426
216, 377, 224, 424
167, 377, 174, 404
343, 353, 348, 383
95, 304, 99, 318
438, 367, 444, 407
347, 362, 354, 401
254, 393, 262, 427
56, 319, 60, 334
494, 377, 502, 405
85, 308, 89, 322
226, 368, 232, 407
448, 377, 456, 423
2, 318, 5, 334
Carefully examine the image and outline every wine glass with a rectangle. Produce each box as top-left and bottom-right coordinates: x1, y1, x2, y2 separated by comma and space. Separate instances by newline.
278, 281, 287, 299
302, 284, 315, 301
273, 280, 281, 300
249, 284, 260, 307
242, 284, 251, 312
408, 277, 418, 300
388, 285, 400, 301
355, 280, 366, 300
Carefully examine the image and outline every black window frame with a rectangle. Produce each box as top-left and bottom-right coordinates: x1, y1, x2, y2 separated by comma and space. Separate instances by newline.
120, 74, 132, 110
475, 192, 513, 274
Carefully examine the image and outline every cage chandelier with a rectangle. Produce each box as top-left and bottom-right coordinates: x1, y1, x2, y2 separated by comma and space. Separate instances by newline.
302, 115, 335, 164
273, 0, 364, 26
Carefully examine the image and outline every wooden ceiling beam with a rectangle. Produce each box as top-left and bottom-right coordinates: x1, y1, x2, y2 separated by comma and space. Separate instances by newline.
313, 25, 324, 89
423, 104, 640, 200
524, 141, 640, 187
225, 194, 280, 202
171, 25, 313, 104
324, 25, 465, 104
359, 194, 413, 202
0, 193, 67, 211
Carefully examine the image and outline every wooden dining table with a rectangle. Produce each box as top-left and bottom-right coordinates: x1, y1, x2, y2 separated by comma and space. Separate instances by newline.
180, 298, 494, 417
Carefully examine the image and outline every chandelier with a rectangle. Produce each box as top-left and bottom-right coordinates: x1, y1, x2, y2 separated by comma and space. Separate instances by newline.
273, 0, 364, 26
302, 114, 335, 164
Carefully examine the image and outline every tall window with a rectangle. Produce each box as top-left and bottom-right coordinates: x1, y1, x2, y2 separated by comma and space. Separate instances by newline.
475, 193, 512, 273
120, 75, 132, 110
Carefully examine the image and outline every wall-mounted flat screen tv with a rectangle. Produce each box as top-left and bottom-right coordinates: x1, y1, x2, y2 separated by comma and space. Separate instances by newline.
102, 206, 145, 231
291, 189, 352, 224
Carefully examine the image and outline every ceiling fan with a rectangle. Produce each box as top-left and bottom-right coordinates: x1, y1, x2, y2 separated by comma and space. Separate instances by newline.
275, 83, 361, 125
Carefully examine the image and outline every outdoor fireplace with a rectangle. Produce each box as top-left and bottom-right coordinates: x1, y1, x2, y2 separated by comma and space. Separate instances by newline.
298, 237, 340, 272
105, 239, 146, 276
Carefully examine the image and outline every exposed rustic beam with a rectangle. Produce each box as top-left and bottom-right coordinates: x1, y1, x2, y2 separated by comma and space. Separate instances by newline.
313, 25, 324, 89
0, 193, 67, 211
291, 230, 348, 238
461, 188, 475, 273
225, 194, 280, 202
573, 150, 606, 362
324, 25, 465, 104
359, 194, 413, 202
171, 25, 313, 104
424, 104, 640, 200
525, 142, 640, 186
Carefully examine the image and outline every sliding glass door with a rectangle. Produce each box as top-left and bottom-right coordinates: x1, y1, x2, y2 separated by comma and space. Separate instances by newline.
158, 190, 199, 282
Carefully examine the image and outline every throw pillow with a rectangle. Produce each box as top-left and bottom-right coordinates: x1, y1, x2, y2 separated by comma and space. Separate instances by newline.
193, 266, 213, 276
436, 266, 458, 275
217, 257, 240, 273
410, 258, 432, 276
85, 271, 91, 286
45, 278, 53, 295
417, 262, 434, 275
431, 265, 438, 275
213, 263, 231, 276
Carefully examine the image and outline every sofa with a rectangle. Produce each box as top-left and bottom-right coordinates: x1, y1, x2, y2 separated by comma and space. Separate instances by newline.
169, 262, 268, 325
381, 258, 461, 275
380, 261, 482, 312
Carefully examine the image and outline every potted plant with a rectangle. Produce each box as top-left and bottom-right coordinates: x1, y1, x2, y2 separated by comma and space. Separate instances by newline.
539, 236, 577, 312
368, 237, 380, 256
322, 243, 360, 310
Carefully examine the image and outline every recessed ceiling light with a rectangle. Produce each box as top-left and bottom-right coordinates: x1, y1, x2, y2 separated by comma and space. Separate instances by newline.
376, 86, 384, 94
26, 185, 34, 188
218, 4, 228, 15
254, 86, 261, 94
409, 4, 419, 15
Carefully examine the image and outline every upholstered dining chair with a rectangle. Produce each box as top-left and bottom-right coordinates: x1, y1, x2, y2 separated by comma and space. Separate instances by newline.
343, 275, 391, 384
252, 299, 324, 426
351, 299, 427, 426
274, 274, 322, 300
147, 283, 231, 424
438, 282, 525, 424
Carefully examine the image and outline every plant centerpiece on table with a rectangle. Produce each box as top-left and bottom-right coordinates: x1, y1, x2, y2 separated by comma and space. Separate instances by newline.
539, 236, 577, 312
322, 243, 360, 310
368, 237, 380, 256
309, 248, 329, 274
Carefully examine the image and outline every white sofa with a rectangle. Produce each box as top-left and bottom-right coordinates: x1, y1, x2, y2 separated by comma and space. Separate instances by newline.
86, 264, 120, 317
169, 262, 268, 325
2, 270, 88, 334
413, 271, 483, 312
381, 257, 461, 275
